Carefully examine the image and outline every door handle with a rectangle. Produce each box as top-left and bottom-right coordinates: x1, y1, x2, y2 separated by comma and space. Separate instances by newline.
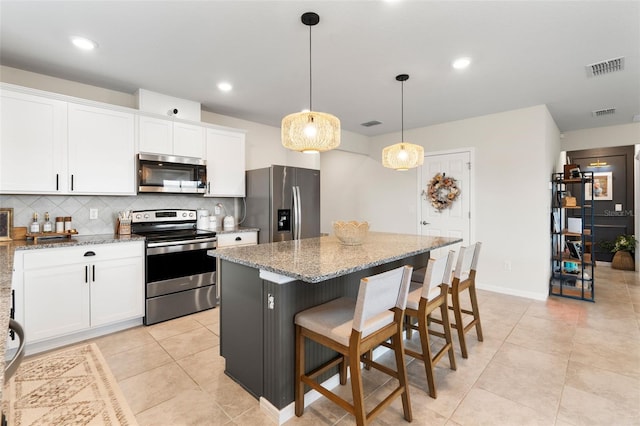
421, 221, 430, 225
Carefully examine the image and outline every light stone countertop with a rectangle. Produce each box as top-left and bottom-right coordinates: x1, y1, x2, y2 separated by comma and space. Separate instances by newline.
0, 234, 145, 400
209, 232, 461, 283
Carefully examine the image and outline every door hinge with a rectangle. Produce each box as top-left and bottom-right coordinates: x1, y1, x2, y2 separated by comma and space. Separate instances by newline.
468, 211, 471, 219
467, 162, 471, 170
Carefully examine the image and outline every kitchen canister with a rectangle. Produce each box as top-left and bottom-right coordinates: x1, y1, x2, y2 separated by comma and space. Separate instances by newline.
55, 217, 64, 233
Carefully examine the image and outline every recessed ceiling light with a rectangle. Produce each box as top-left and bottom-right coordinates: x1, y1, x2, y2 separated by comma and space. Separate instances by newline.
71, 36, 97, 51
452, 57, 471, 70
217, 82, 232, 92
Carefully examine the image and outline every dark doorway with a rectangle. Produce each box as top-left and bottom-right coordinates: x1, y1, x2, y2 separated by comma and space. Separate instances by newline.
567, 145, 635, 262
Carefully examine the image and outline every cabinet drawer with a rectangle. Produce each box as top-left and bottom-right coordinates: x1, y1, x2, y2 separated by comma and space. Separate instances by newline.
23, 242, 144, 269
217, 232, 257, 247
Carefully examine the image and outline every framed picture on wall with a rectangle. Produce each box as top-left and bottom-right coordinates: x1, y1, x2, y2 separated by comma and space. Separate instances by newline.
585, 171, 612, 201
0, 207, 13, 241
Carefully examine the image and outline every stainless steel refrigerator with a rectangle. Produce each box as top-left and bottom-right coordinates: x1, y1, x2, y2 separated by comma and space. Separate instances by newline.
245, 165, 320, 244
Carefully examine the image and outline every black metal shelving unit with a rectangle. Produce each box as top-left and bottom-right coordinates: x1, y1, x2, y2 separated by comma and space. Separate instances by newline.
550, 171, 595, 302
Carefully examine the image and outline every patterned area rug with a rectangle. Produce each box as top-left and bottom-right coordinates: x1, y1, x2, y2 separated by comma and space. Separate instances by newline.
3, 343, 138, 425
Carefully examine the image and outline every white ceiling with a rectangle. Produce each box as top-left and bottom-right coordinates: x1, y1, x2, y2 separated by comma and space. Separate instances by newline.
1, 1, 638, 137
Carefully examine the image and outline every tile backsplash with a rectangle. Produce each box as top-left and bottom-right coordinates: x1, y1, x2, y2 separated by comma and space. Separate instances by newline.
0, 194, 240, 235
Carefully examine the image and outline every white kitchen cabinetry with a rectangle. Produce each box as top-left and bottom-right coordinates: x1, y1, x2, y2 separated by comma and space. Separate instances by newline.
0, 89, 67, 194
205, 128, 246, 197
21, 242, 144, 343
0, 86, 136, 195
217, 231, 258, 247
68, 103, 136, 195
138, 115, 205, 158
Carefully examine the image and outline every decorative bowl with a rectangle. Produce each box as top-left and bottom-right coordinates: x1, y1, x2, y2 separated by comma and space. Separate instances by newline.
332, 221, 369, 245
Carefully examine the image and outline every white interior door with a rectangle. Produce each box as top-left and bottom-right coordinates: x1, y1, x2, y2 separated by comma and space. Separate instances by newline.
420, 150, 471, 259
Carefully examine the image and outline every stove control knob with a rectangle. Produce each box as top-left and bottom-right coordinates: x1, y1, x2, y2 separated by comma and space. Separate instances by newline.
182, 212, 187, 217
135, 213, 142, 220
189, 212, 195, 218
144, 214, 150, 219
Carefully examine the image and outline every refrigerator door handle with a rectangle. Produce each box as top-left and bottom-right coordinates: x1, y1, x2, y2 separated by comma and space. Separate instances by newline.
292, 185, 302, 240
296, 186, 302, 239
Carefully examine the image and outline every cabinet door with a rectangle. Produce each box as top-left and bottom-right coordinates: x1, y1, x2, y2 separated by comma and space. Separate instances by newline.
90, 256, 144, 327
0, 90, 67, 193
139, 115, 173, 155
23, 264, 89, 342
205, 128, 246, 197
68, 103, 135, 195
173, 122, 205, 158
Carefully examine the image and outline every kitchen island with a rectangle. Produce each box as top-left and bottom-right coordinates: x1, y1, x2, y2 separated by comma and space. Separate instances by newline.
209, 232, 461, 421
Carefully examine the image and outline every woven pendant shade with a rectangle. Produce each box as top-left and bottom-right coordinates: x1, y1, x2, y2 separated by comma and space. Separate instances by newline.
282, 111, 340, 153
382, 74, 424, 171
382, 142, 424, 171
281, 12, 340, 154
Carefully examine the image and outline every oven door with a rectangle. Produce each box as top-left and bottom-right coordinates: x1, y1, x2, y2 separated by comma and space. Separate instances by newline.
146, 238, 216, 297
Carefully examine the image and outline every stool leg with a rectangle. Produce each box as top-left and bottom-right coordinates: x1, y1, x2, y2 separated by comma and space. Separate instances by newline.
349, 344, 366, 425
418, 307, 437, 398
392, 327, 412, 421
451, 286, 469, 359
440, 295, 457, 371
295, 325, 305, 417
469, 281, 484, 342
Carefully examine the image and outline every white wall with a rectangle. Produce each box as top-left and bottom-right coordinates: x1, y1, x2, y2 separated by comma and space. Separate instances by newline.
365, 105, 560, 299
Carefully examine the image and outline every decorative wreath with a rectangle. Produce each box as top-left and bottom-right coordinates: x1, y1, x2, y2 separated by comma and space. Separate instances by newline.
425, 173, 460, 211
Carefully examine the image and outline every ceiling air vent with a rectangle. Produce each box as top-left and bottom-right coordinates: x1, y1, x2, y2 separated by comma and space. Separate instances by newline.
592, 108, 616, 117
586, 57, 624, 77
361, 120, 382, 127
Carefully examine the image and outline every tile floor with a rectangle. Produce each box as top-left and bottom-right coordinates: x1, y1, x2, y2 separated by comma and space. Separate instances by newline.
28, 265, 640, 425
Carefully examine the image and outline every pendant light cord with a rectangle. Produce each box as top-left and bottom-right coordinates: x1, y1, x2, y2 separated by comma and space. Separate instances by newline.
401, 79, 404, 142
308, 23, 313, 111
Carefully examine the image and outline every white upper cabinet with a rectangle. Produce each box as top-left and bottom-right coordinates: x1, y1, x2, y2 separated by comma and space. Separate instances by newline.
68, 103, 136, 195
138, 115, 205, 158
205, 128, 246, 197
0, 90, 68, 193
1, 85, 136, 195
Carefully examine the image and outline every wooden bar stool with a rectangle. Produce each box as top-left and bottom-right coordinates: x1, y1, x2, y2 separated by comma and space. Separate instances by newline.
448, 242, 483, 359
404, 251, 456, 398
294, 265, 413, 426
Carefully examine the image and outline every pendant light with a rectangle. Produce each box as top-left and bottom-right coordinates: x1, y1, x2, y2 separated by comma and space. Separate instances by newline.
382, 74, 424, 171
282, 12, 340, 154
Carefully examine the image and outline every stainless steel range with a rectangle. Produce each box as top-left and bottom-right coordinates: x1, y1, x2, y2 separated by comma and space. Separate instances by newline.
132, 209, 217, 325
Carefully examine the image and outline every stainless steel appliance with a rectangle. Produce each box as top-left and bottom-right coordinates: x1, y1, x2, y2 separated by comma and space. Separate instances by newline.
138, 153, 207, 193
132, 209, 217, 325
245, 165, 320, 244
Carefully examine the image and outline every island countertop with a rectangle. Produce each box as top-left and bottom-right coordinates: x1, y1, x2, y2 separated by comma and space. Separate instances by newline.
209, 232, 461, 283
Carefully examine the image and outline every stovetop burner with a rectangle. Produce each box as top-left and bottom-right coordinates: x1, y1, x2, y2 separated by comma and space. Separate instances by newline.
131, 209, 216, 243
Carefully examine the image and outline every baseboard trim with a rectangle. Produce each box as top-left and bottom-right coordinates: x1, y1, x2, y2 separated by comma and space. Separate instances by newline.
476, 281, 547, 301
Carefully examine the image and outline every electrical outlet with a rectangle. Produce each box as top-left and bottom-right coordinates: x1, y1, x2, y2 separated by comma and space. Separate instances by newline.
214, 205, 221, 215
89, 208, 99, 220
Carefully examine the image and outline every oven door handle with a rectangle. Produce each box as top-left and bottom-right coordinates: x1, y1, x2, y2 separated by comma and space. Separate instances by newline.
147, 237, 218, 248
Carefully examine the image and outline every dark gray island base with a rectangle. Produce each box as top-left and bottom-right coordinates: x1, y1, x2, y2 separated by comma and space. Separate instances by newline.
209, 232, 461, 419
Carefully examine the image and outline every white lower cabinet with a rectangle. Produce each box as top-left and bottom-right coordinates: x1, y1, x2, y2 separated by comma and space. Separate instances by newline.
21, 242, 144, 343
217, 231, 258, 247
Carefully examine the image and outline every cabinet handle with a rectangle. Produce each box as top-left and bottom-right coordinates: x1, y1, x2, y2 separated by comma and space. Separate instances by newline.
207, 182, 211, 194
71, 174, 74, 191
235, 236, 242, 241
84, 251, 96, 257
85, 265, 89, 283
9, 289, 15, 340
56, 174, 59, 191
92, 265, 96, 282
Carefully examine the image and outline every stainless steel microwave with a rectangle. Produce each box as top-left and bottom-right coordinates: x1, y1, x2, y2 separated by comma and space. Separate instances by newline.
138, 153, 207, 194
